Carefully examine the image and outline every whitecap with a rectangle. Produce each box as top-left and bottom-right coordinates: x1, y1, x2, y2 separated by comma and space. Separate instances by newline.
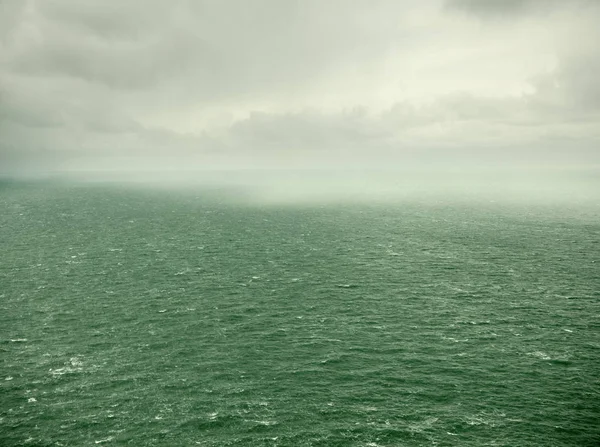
251, 420, 277, 426
50, 367, 80, 376
70, 357, 83, 367
530, 351, 551, 360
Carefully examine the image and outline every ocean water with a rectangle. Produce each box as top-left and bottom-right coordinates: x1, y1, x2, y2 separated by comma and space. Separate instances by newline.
1, 182, 599, 446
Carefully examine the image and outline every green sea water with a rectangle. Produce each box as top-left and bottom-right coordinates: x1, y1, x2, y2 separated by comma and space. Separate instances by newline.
1, 182, 599, 446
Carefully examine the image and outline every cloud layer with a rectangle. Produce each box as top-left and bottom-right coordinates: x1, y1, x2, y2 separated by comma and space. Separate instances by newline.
1, 0, 599, 175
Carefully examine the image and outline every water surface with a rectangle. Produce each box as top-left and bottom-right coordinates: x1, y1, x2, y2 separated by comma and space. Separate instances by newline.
1, 183, 599, 446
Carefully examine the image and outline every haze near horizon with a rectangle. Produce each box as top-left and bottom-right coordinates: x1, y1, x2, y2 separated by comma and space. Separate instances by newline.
1, 0, 599, 201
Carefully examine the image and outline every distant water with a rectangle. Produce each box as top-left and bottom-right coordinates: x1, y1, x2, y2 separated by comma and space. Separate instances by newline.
1, 182, 599, 446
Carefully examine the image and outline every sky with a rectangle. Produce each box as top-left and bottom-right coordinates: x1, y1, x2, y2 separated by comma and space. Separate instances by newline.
1, 0, 599, 187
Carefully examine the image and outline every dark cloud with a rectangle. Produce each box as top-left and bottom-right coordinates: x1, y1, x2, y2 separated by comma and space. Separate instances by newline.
445, 0, 564, 18
445, 0, 600, 22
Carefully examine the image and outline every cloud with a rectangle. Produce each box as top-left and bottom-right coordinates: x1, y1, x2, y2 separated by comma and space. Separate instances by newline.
443, 0, 595, 18
0, 0, 598, 177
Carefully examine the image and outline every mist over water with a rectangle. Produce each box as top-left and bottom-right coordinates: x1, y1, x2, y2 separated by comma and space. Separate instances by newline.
8, 165, 597, 207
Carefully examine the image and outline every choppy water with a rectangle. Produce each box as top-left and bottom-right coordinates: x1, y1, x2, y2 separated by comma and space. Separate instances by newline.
1, 182, 599, 446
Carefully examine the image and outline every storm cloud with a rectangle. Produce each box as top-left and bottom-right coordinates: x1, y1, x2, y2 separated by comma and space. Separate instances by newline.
1, 0, 599, 177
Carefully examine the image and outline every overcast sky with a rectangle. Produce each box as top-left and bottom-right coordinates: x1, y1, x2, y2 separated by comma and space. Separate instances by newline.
1, 0, 599, 176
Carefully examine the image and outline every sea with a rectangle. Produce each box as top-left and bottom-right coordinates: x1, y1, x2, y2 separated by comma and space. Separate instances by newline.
1, 180, 599, 446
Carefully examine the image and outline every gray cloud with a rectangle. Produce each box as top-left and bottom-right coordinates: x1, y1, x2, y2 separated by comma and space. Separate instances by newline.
443, 0, 595, 18
445, 0, 547, 17
1, 0, 599, 178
